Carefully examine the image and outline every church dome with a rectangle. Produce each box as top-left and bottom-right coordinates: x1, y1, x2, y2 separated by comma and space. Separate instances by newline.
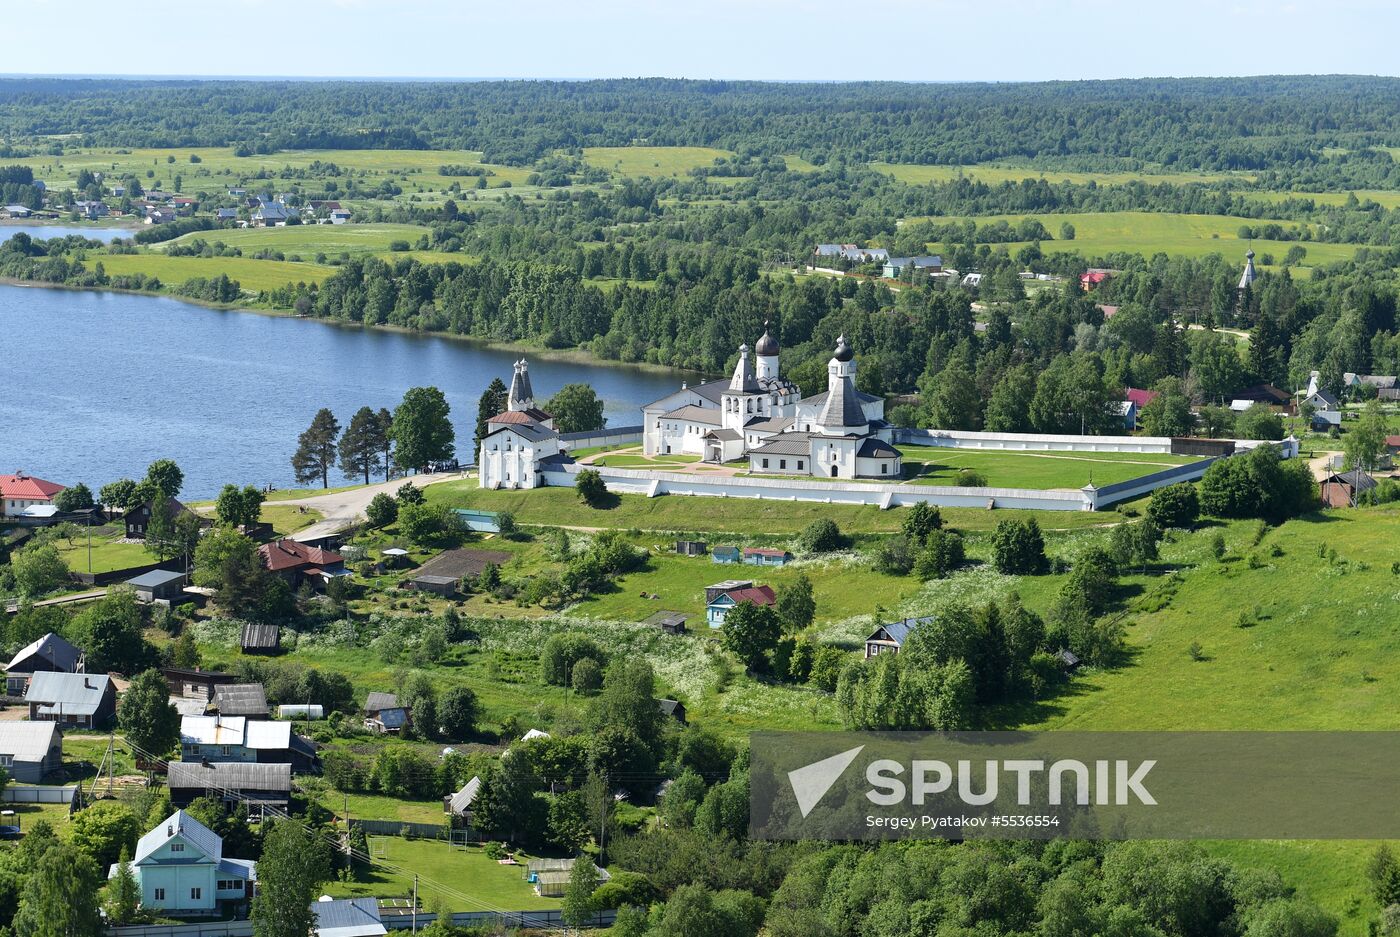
833, 333, 854, 362
755, 325, 779, 356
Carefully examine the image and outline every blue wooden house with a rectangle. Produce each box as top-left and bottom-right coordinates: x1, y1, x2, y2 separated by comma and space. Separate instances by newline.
117, 810, 256, 917
743, 547, 793, 567
711, 545, 741, 564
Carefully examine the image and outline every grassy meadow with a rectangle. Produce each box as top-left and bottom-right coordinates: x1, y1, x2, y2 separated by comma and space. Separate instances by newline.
899, 446, 1200, 490
321, 837, 561, 911
871, 161, 1253, 188
583, 145, 733, 177
157, 222, 437, 258
902, 210, 1361, 268
97, 252, 331, 291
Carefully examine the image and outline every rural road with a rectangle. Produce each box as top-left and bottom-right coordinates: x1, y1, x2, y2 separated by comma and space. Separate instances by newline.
277, 470, 471, 541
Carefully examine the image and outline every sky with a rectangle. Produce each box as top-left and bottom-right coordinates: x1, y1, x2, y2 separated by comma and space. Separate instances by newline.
4, 0, 1399, 82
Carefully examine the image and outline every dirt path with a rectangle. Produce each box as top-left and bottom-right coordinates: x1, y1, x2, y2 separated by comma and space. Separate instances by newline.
1307, 451, 1343, 481
273, 471, 470, 541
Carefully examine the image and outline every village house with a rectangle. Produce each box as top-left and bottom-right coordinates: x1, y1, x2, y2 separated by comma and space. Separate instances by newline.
743, 547, 792, 566
864, 616, 932, 658
446, 775, 482, 822
258, 539, 347, 589
0, 722, 63, 783
312, 897, 387, 937
25, 672, 116, 728
210, 683, 271, 719
4, 631, 83, 696
251, 198, 293, 227
706, 583, 776, 628
123, 497, 200, 540
72, 199, 109, 219
164, 667, 238, 702
1079, 268, 1115, 291
115, 810, 256, 917
882, 255, 943, 278
0, 473, 65, 519
167, 761, 292, 813
180, 714, 317, 772
3, 204, 33, 218
710, 545, 742, 564
813, 243, 889, 264
1321, 469, 1376, 508
363, 692, 410, 734
127, 569, 188, 603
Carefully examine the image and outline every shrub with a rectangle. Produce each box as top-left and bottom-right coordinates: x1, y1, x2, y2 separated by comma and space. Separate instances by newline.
808, 646, 848, 692
571, 657, 603, 694
991, 518, 1046, 575
1211, 532, 1227, 560
913, 529, 965, 580
1147, 482, 1199, 529
874, 535, 915, 575
954, 469, 988, 487
575, 469, 607, 506
798, 518, 843, 554
540, 633, 607, 686
901, 502, 942, 545
365, 492, 398, 528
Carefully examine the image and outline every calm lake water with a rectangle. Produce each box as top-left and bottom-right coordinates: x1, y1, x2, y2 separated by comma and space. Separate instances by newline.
1, 223, 136, 244
1, 285, 690, 497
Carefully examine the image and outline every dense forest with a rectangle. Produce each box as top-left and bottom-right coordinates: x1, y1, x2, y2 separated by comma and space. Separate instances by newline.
6, 76, 1400, 173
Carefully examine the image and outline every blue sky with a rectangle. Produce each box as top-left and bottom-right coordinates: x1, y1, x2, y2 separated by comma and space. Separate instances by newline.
5, 0, 1398, 81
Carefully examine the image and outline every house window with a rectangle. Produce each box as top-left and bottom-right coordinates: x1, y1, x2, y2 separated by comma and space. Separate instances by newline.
762, 458, 769, 469
154, 888, 166, 901
881, 464, 888, 474
0, 754, 12, 768
191, 888, 202, 900
220, 746, 231, 757
779, 459, 787, 469
797, 461, 804, 470
218, 880, 239, 891
169, 843, 184, 853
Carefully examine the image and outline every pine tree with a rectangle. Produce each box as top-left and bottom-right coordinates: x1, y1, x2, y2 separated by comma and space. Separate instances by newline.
475, 378, 508, 449
338, 406, 385, 484
376, 408, 395, 481
291, 408, 341, 488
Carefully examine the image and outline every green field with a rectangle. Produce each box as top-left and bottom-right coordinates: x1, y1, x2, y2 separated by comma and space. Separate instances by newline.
97, 252, 330, 291
51, 531, 152, 575
322, 837, 561, 912
902, 210, 1361, 268
582, 146, 733, 177
424, 479, 1125, 534
1245, 189, 1400, 209
159, 222, 435, 258
14, 147, 535, 195
872, 162, 1254, 187
899, 446, 1201, 490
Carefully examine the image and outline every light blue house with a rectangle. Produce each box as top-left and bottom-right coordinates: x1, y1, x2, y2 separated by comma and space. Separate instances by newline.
742, 547, 793, 567
711, 546, 741, 564
705, 584, 776, 628
114, 810, 255, 916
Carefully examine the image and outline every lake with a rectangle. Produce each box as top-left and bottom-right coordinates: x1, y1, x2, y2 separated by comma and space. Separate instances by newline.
1, 223, 137, 244
0, 285, 692, 498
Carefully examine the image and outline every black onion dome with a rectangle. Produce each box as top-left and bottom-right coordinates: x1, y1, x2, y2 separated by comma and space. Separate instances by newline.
833, 333, 854, 362
755, 325, 779, 356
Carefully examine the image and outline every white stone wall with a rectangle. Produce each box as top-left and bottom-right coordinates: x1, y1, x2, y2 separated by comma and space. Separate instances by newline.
895, 428, 1175, 453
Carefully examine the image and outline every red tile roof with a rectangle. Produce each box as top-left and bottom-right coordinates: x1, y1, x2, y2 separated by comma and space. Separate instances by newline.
718, 585, 777, 607
1124, 388, 1160, 409
258, 539, 344, 572
0, 474, 65, 502
743, 547, 790, 558
1386, 436, 1400, 448
1080, 271, 1111, 285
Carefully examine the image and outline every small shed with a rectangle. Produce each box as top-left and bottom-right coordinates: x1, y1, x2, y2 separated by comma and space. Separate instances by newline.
676, 540, 708, 556
657, 698, 687, 723
409, 574, 459, 596
710, 546, 741, 564
1321, 469, 1377, 508
743, 547, 793, 566
126, 569, 187, 603
0, 722, 62, 783
1056, 649, 1082, 671
312, 897, 386, 937
240, 623, 281, 655
642, 611, 689, 635
453, 508, 502, 533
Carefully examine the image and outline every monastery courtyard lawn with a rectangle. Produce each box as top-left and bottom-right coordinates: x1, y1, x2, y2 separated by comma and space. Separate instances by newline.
898, 446, 1202, 490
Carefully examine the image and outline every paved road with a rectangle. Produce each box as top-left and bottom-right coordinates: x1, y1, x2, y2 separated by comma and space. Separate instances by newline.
277, 471, 471, 541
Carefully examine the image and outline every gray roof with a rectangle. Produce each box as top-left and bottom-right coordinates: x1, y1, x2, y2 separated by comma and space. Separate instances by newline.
484, 421, 558, 444
800, 387, 880, 407
1238, 251, 1257, 290
240, 623, 280, 650
857, 438, 901, 458
375, 707, 409, 730
126, 569, 186, 589
706, 428, 742, 442
508, 359, 535, 408
868, 616, 935, 647
1359, 375, 1398, 389
364, 692, 399, 713
1307, 389, 1340, 407
135, 810, 222, 865
448, 776, 481, 815
313, 898, 386, 937
0, 721, 59, 762
1328, 469, 1377, 491
212, 683, 269, 716
746, 415, 793, 433
817, 375, 868, 429
5, 631, 82, 673
728, 346, 761, 394
25, 672, 112, 717
167, 761, 292, 793
750, 432, 814, 456
662, 404, 722, 425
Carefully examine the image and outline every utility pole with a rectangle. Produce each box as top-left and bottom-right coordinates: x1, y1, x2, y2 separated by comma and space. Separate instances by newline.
412, 875, 418, 933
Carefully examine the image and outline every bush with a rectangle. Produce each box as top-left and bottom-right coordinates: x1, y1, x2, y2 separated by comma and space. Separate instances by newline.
874, 535, 915, 575
540, 633, 607, 686
575, 469, 607, 506
991, 518, 1047, 574
901, 502, 942, 545
1147, 482, 1199, 529
1199, 445, 1315, 522
798, 518, 843, 554
913, 529, 965, 579
808, 646, 848, 692
571, 657, 603, 694
954, 469, 988, 487
365, 492, 398, 528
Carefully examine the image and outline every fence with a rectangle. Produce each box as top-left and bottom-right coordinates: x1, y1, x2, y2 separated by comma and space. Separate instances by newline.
542, 463, 1094, 511
1090, 457, 1223, 508
106, 908, 618, 937
349, 818, 448, 839
559, 425, 644, 450
894, 427, 1176, 454
3, 784, 77, 804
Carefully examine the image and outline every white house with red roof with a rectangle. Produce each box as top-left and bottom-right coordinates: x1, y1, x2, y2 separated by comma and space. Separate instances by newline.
706, 583, 777, 628
477, 360, 566, 490
0, 473, 65, 518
